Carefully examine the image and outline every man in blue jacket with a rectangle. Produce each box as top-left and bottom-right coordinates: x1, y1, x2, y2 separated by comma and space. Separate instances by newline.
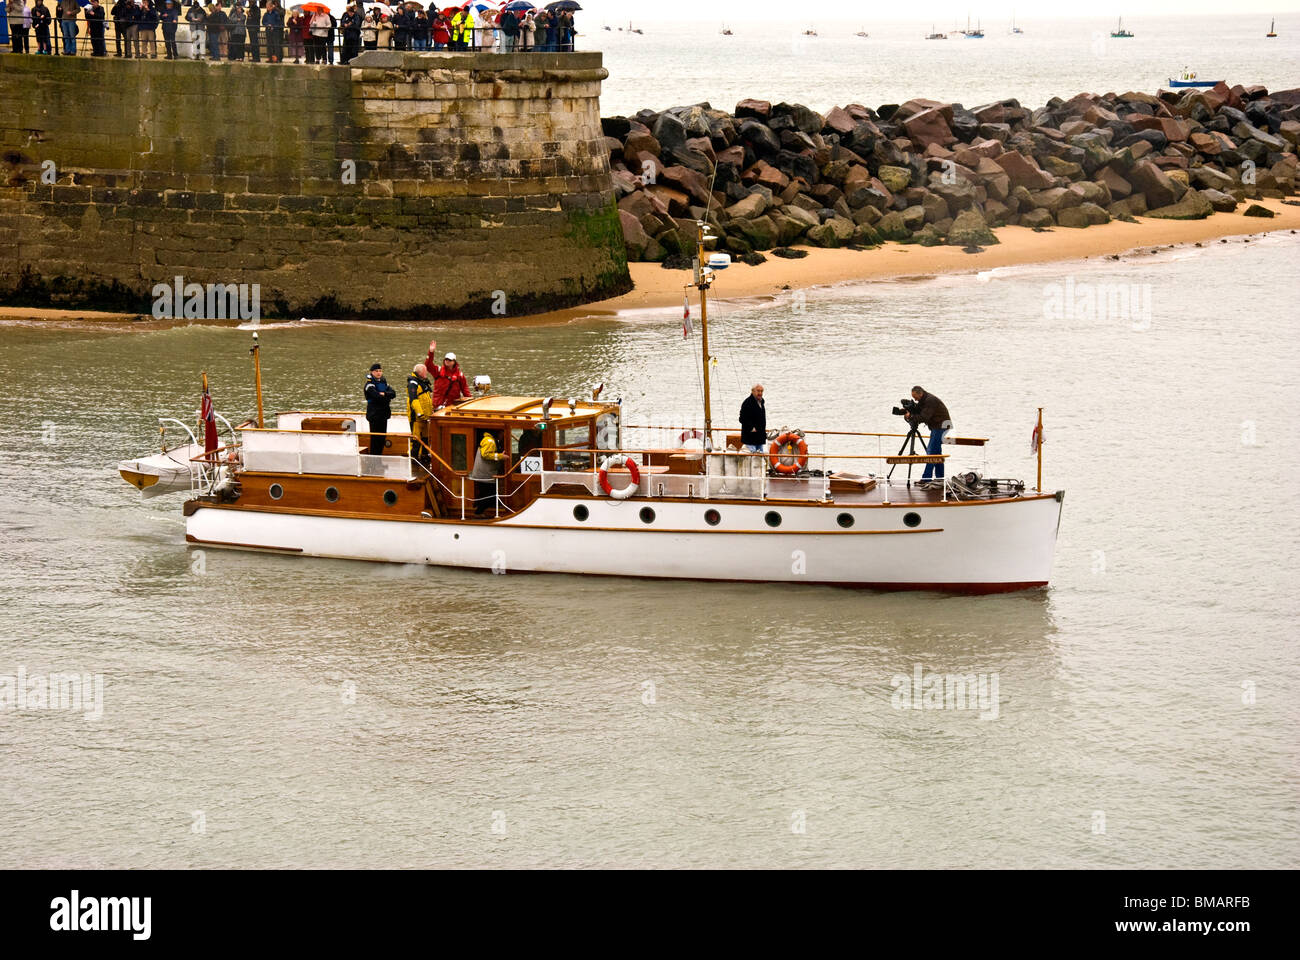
364, 363, 397, 457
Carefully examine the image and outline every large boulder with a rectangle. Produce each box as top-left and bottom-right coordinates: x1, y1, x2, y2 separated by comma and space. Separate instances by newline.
1056, 202, 1110, 227
877, 165, 913, 193
875, 210, 911, 241
1127, 160, 1183, 208
1019, 208, 1054, 228
1200, 188, 1239, 212
947, 209, 999, 245
994, 151, 1054, 189
1145, 190, 1214, 220
736, 99, 773, 121
1028, 187, 1083, 213
903, 108, 958, 151
619, 210, 654, 259
739, 119, 782, 157
730, 216, 780, 250
652, 112, 690, 156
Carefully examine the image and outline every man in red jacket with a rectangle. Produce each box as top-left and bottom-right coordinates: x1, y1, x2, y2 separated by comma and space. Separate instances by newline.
425, 339, 471, 409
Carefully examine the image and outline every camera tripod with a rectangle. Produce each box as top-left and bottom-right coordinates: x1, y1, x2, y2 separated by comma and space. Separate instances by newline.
886, 419, 938, 485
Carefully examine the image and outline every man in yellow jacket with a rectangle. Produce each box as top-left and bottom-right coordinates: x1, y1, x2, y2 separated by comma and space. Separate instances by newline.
406, 363, 433, 463
450, 4, 472, 50
468, 429, 505, 516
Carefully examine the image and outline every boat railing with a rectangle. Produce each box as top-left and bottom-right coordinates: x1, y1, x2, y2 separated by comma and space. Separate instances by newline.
530, 445, 962, 503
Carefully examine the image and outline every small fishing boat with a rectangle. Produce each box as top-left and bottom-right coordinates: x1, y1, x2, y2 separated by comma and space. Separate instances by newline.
1111, 17, 1134, 38
1266, 18, 1277, 37
1167, 68, 1222, 88
855, 27, 869, 37
1010, 11, 1023, 34
960, 16, 984, 37
926, 25, 946, 39
803, 26, 818, 36
720, 24, 733, 35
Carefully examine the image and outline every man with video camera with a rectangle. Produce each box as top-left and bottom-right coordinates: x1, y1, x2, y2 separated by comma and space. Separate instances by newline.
900, 386, 952, 488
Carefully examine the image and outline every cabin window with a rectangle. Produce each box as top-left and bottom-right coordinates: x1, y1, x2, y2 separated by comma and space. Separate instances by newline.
595, 413, 619, 450
765, 511, 782, 528
704, 509, 721, 527
904, 512, 922, 528
269, 483, 284, 501
325, 487, 341, 503
450, 434, 469, 472
639, 507, 656, 525
837, 513, 855, 528
573, 505, 590, 522
383, 490, 398, 506
554, 424, 592, 471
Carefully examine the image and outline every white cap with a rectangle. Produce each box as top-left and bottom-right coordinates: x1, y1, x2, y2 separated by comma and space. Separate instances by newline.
445, 352, 457, 362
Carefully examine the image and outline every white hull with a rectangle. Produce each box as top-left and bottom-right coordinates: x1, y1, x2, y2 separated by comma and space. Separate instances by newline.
186, 493, 1064, 592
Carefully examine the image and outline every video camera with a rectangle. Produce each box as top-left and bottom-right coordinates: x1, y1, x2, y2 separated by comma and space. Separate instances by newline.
892, 398, 919, 418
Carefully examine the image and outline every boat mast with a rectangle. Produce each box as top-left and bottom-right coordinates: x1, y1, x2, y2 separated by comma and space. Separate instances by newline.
250, 331, 265, 428
694, 221, 715, 447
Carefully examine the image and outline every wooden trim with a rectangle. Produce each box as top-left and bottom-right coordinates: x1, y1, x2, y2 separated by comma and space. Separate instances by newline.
185, 534, 304, 553
538, 491, 1061, 509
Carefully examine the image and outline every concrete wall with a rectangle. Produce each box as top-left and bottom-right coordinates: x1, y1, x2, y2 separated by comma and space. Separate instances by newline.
0, 51, 630, 319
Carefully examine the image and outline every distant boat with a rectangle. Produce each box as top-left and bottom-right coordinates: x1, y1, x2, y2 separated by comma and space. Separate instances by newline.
628, 22, 643, 35
1010, 11, 1023, 34
960, 15, 984, 37
926, 25, 947, 40
1168, 67, 1222, 88
1266, 18, 1277, 37
855, 27, 869, 38
1111, 17, 1134, 38
602, 25, 611, 32
803, 26, 818, 36
720, 23, 733, 35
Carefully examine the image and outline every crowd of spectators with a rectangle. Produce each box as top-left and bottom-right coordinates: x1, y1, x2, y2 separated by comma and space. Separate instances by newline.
3, 1, 580, 62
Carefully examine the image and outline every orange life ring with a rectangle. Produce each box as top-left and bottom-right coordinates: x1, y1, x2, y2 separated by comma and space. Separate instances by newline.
598, 455, 641, 500
769, 432, 809, 474
679, 429, 703, 444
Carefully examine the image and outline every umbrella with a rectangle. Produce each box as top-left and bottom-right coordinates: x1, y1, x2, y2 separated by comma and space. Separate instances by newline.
545, 1, 580, 10
502, 1, 533, 11
300, 1, 330, 10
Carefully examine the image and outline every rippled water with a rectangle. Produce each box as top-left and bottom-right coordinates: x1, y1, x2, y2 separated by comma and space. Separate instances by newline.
1, 233, 1297, 867
595, 15, 1300, 116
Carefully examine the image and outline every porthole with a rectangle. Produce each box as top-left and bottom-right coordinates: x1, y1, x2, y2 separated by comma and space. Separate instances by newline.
269, 483, 284, 501
639, 507, 656, 524
573, 505, 590, 522
837, 513, 855, 528
325, 487, 340, 503
383, 490, 398, 506
704, 509, 721, 527
765, 511, 782, 528
904, 512, 922, 528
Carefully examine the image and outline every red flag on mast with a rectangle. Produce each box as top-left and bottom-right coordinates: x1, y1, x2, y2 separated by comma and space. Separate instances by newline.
200, 377, 218, 454
683, 293, 693, 339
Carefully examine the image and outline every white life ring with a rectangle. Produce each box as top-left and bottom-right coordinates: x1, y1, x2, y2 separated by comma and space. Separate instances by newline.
598, 455, 641, 500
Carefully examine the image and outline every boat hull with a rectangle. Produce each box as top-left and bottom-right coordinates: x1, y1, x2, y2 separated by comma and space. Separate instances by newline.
1168, 79, 1221, 87
184, 492, 1064, 593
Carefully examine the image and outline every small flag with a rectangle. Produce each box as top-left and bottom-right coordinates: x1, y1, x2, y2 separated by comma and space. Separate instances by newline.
1030, 422, 1043, 456
683, 294, 693, 339
201, 382, 218, 455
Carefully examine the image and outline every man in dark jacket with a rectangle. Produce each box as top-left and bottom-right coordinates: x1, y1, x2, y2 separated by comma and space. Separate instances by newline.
110, 0, 131, 54
739, 384, 766, 453
903, 385, 952, 485
365, 362, 397, 457
159, 0, 178, 57
339, 0, 359, 62
86, 0, 106, 54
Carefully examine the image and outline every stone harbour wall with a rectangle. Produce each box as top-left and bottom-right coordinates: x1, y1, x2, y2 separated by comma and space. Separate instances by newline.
0, 51, 631, 319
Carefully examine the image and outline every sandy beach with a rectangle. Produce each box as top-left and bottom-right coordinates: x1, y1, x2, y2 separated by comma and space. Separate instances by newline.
3, 199, 1296, 327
